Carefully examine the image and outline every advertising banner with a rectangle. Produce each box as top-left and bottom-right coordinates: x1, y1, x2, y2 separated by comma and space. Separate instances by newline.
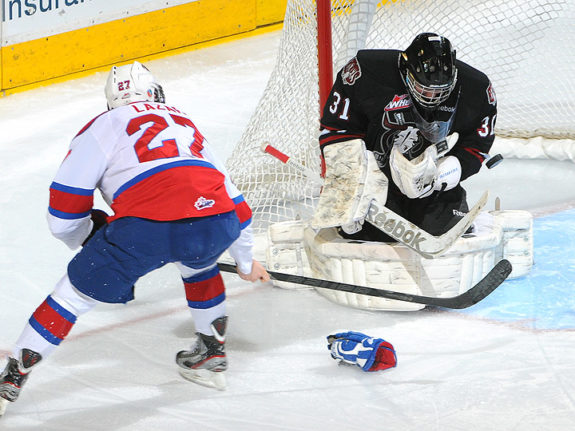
2, 0, 195, 45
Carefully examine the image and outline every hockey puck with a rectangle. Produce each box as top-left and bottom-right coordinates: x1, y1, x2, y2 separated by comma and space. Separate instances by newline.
486, 153, 503, 169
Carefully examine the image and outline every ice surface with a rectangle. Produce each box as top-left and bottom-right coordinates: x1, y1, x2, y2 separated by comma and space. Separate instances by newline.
1, 30, 574, 430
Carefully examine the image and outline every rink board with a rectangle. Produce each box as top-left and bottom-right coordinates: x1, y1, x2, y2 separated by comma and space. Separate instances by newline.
0, 0, 287, 94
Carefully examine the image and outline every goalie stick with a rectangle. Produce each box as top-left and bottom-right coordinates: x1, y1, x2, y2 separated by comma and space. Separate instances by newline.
261, 142, 323, 186
218, 259, 512, 309
365, 191, 487, 259
260, 142, 486, 258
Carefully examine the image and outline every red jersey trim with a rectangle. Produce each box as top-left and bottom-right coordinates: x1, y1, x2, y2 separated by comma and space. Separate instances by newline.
109, 165, 235, 222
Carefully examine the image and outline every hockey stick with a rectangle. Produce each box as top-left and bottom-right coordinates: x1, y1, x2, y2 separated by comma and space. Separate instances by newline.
260, 142, 486, 258
218, 259, 512, 309
365, 191, 487, 259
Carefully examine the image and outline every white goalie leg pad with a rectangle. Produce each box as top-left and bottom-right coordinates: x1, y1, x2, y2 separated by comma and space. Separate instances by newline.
492, 210, 533, 278
265, 211, 532, 310
304, 226, 426, 311
266, 220, 312, 290
303, 211, 517, 311
311, 139, 388, 230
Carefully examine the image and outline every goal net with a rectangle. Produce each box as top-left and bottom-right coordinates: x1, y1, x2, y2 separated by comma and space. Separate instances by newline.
227, 0, 575, 234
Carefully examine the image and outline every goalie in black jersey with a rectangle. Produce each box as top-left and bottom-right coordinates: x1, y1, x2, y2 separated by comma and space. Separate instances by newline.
319, 32, 498, 241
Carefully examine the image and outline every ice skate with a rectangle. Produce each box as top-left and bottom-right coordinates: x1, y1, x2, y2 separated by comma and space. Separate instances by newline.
176, 316, 227, 390
0, 349, 42, 416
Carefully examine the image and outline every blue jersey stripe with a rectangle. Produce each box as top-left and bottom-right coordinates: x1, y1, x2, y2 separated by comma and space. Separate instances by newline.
232, 195, 245, 204
113, 160, 217, 200
50, 182, 94, 196
48, 207, 91, 219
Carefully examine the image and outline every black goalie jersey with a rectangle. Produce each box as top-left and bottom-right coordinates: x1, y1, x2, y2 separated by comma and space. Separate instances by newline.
320, 49, 498, 184
319, 49, 498, 239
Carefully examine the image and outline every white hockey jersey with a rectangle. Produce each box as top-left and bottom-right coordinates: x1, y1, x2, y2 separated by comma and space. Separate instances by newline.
47, 101, 254, 272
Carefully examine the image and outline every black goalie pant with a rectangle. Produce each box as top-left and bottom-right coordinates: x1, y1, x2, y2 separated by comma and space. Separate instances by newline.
339, 186, 469, 243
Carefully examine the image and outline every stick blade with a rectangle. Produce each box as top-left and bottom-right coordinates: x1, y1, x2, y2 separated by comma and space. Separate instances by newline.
448, 259, 512, 309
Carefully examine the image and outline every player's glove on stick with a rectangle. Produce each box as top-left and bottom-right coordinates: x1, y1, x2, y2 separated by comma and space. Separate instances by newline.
327, 331, 397, 372
81, 209, 109, 246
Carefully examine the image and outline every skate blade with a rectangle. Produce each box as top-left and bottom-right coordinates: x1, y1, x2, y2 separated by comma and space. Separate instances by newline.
0, 397, 8, 417
179, 368, 227, 391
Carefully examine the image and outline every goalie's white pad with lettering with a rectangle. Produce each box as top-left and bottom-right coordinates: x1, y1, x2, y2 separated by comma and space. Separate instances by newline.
266, 210, 533, 311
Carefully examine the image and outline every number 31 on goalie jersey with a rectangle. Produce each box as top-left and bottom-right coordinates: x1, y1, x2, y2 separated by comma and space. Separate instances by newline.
126, 113, 205, 163
329, 91, 351, 120
477, 114, 497, 138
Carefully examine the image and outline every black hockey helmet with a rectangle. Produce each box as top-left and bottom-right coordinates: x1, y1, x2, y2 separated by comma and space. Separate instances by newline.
399, 33, 457, 109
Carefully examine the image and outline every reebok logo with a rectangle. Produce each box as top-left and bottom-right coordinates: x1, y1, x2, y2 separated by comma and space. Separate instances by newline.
437, 105, 456, 112
367, 202, 426, 252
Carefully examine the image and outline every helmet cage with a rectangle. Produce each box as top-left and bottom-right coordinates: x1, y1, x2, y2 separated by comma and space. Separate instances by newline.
404, 67, 458, 108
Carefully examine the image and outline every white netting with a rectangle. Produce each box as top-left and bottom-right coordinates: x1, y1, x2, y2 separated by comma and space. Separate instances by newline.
228, 0, 575, 233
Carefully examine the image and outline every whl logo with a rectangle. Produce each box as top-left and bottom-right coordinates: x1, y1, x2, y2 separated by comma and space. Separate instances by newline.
367, 202, 426, 252
194, 196, 215, 210
385, 94, 411, 111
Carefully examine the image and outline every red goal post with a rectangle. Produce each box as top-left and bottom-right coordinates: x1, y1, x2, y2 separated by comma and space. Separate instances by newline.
228, 0, 575, 234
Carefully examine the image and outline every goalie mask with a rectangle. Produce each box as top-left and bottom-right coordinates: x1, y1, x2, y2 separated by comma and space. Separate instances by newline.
105, 61, 165, 109
399, 33, 457, 110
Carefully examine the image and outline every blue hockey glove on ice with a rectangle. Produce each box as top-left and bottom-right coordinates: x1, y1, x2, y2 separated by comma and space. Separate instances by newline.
327, 331, 397, 372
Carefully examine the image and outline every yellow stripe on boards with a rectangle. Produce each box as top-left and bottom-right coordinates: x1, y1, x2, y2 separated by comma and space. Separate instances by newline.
1, 0, 286, 95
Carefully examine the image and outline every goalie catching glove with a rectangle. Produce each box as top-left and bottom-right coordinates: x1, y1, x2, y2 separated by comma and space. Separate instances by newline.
327, 331, 397, 372
390, 129, 462, 199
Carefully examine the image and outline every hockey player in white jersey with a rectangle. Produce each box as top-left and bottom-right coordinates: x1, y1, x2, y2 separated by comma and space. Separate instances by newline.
0, 62, 269, 415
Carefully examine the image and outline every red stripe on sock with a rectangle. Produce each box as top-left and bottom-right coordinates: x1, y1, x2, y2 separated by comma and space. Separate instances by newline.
184, 273, 225, 302
32, 300, 75, 340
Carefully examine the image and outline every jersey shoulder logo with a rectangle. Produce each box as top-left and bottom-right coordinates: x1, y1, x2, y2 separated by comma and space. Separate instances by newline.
486, 81, 497, 106
385, 94, 411, 111
341, 57, 362, 85
194, 196, 215, 210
